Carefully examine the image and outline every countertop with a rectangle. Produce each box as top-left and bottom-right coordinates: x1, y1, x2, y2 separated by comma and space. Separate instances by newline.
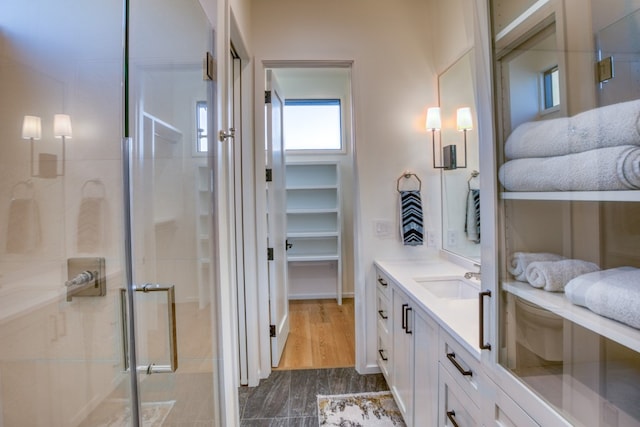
374, 258, 482, 359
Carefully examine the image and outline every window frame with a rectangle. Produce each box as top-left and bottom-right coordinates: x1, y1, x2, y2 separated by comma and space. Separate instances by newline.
283, 98, 346, 154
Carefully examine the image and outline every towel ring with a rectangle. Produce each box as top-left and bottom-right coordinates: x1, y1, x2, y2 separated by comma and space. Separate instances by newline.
81, 179, 106, 198
467, 170, 479, 190
397, 173, 422, 193
10, 180, 35, 200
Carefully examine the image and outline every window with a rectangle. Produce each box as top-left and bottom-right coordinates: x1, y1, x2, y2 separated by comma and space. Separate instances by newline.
283, 99, 342, 151
542, 66, 560, 110
196, 101, 208, 153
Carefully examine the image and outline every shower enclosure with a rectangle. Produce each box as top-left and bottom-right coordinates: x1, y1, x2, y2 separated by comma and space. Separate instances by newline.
0, 0, 222, 425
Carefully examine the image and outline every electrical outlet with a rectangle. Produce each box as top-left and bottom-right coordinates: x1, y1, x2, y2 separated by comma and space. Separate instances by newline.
447, 230, 458, 247
427, 231, 436, 247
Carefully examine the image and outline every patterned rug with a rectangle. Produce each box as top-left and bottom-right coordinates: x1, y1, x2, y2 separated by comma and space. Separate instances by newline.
317, 391, 406, 426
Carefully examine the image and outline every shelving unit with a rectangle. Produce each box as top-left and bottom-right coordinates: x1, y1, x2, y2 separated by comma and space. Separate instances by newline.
196, 165, 211, 309
285, 162, 342, 304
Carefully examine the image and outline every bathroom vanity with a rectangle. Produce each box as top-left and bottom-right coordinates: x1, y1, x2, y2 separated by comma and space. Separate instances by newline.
374, 258, 544, 426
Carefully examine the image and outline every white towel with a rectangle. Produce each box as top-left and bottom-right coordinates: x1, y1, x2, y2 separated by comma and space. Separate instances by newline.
77, 197, 106, 253
525, 259, 600, 292
565, 267, 640, 329
505, 99, 640, 159
498, 145, 640, 191
465, 189, 480, 243
508, 252, 565, 282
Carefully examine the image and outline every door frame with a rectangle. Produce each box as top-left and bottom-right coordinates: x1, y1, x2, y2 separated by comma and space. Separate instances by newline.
252, 59, 362, 380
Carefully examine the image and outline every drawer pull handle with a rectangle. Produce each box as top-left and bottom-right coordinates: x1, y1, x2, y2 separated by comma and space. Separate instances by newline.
446, 352, 472, 377
378, 349, 388, 361
479, 290, 492, 350
446, 410, 460, 427
377, 277, 388, 287
378, 309, 388, 320
405, 306, 413, 334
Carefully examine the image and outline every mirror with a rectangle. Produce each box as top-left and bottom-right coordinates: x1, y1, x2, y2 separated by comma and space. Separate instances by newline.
439, 49, 481, 262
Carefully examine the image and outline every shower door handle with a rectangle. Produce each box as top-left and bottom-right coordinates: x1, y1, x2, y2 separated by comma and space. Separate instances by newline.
120, 284, 178, 374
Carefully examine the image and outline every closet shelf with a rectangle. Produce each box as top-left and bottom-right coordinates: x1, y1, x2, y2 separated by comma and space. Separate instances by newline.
287, 254, 339, 262
286, 208, 338, 214
503, 281, 640, 354
287, 231, 339, 238
500, 190, 640, 202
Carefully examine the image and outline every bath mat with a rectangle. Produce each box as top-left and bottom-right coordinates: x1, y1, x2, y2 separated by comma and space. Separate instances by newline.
317, 391, 406, 426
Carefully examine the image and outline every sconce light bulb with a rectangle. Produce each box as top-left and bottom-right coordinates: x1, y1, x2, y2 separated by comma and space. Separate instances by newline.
22, 115, 42, 140
456, 107, 473, 131
426, 107, 441, 131
54, 114, 73, 139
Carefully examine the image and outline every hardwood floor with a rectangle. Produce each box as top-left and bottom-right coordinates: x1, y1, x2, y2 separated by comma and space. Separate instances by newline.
275, 298, 355, 370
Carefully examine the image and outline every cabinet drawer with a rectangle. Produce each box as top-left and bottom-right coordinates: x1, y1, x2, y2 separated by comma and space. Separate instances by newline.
376, 290, 390, 334
439, 363, 480, 426
375, 268, 391, 299
377, 332, 391, 380
439, 330, 480, 405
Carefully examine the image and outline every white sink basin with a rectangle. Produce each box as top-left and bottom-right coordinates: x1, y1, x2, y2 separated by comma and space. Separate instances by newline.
415, 277, 479, 299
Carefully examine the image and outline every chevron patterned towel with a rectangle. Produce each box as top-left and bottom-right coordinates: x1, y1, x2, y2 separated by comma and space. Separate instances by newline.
465, 189, 480, 243
399, 190, 424, 246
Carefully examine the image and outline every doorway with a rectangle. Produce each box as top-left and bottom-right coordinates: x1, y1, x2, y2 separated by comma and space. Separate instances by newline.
258, 64, 357, 373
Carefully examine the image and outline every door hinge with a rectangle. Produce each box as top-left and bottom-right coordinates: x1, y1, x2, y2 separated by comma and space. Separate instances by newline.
265, 90, 272, 104
267, 247, 274, 260
266, 168, 273, 182
270, 325, 276, 337
597, 56, 614, 83
203, 51, 216, 81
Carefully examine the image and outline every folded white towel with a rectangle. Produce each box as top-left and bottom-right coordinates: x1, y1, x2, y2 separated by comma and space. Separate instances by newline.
508, 252, 565, 282
505, 100, 640, 159
499, 145, 640, 191
565, 267, 640, 329
525, 259, 600, 292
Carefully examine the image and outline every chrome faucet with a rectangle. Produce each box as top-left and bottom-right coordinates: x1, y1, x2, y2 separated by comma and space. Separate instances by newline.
464, 264, 481, 280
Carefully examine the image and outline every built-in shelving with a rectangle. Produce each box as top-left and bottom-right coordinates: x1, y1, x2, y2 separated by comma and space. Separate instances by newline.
285, 162, 342, 303
196, 165, 211, 308
503, 281, 640, 354
500, 190, 640, 202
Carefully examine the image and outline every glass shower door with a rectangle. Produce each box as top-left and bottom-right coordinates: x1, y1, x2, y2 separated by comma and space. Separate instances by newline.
126, 0, 220, 424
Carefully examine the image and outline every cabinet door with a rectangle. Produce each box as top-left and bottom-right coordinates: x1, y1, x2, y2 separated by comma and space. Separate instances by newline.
391, 287, 414, 425
413, 308, 438, 426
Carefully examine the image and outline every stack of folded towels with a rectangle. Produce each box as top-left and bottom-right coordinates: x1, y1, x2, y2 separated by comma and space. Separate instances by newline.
509, 252, 640, 329
565, 267, 640, 329
508, 252, 600, 292
499, 99, 640, 191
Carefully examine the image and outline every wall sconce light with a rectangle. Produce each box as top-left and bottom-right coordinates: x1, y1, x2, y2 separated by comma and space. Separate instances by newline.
22, 115, 42, 177
429, 106, 472, 170
452, 106, 472, 170
53, 114, 72, 177
426, 107, 443, 169
21, 114, 71, 178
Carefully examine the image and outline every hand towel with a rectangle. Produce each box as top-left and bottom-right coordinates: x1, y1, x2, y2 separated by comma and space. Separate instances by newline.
508, 252, 565, 282
77, 197, 106, 253
525, 259, 600, 291
565, 267, 640, 329
498, 145, 640, 191
465, 189, 480, 243
505, 99, 640, 159
399, 190, 424, 246
5, 198, 41, 253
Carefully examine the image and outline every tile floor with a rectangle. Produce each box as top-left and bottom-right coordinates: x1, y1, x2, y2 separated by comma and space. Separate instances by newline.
238, 367, 389, 426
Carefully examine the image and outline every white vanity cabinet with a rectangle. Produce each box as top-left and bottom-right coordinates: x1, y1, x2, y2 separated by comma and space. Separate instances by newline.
375, 267, 438, 426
